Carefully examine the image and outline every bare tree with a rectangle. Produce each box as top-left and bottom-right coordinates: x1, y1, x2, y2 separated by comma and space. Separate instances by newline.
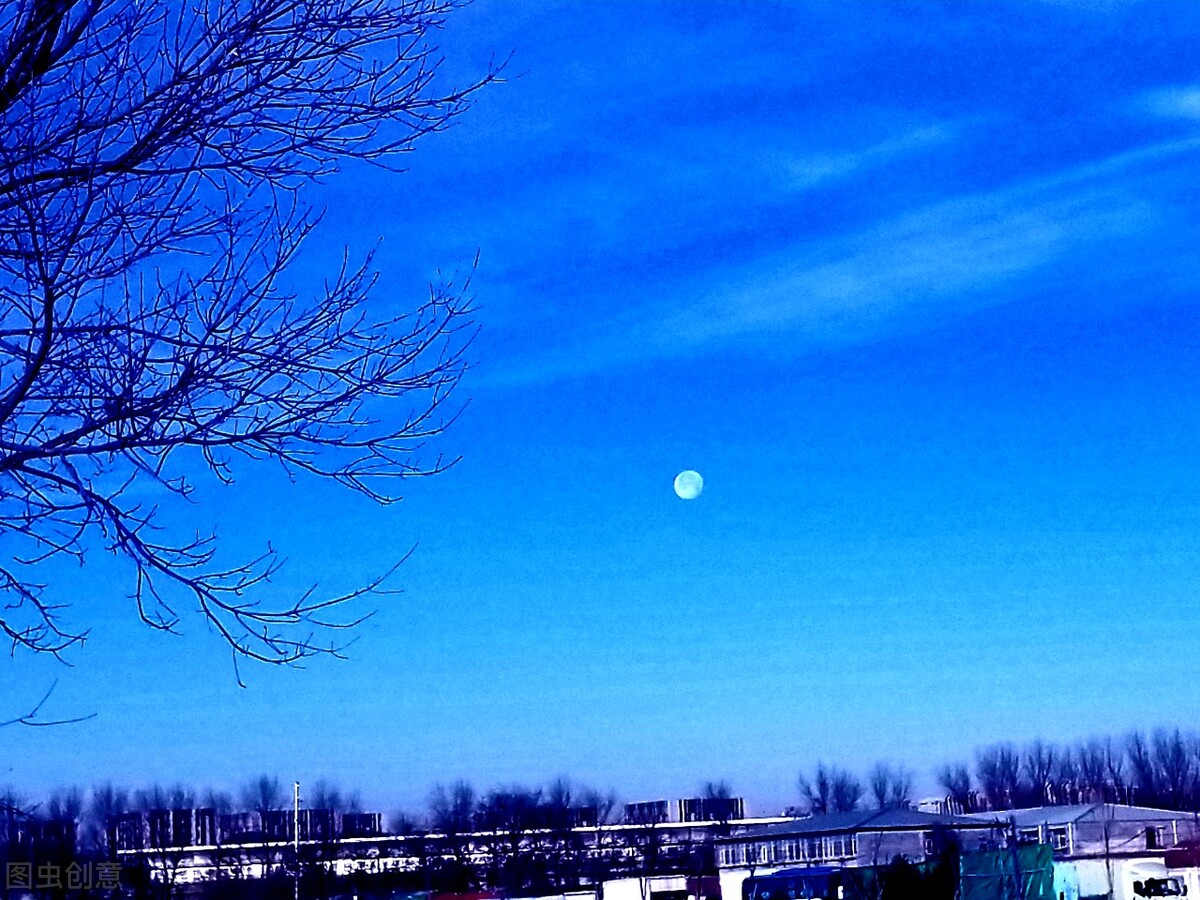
476, 785, 543, 891
85, 782, 129, 858
976, 744, 1022, 810
701, 780, 732, 800
391, 808, 422, 836
937, 763, 973, 813
1103, 736, 1129, 804
1075, 740, 1108, 803
578, 786, 619, 883
202, 788, 234, 815
1152, 728, 1196, 810
240, 774, 284, 831
428, 780, 479, 880
309, 778, 358, 815
0, 0, 496, 672
799, 764, 861, 815
429, 779, 477, 837
1022, 740, 1055, 806
1050, 746, 1079, 805
1128, 731, 1158, 806
869, 763, 913, 810
799, 764, 833, 816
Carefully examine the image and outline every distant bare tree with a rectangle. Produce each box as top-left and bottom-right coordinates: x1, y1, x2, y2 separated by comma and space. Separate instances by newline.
976, 744, 1022, 810
391, 809, 422, 836
799, 764, 861, 815
1104, 736, 1129, 804
45, 786, 84, 825
1128, 731, 1158, 806
135, 784, 168, 813
869, 763, 913, 810
937, 763, 974, 813
1023, 740, 1055, 806
580, 787, 618, 826
0, 0, 496, 673
241, 774, 284, 828
309, 778, 358, 814
1152, 728, 1196, 810
428, 780, 479, 877
0, 787, 30, 867
202, 788, 234, 815
85, 783, 129, 858
578, 786, 619, 882
702, 780, 732, 800
477, 785, 544, 892
540, 777, 595, 888
1051, 746, 1079, 805
799, 765, 832, 815
429, 780, 477, 836
1075, 740, 1108, 803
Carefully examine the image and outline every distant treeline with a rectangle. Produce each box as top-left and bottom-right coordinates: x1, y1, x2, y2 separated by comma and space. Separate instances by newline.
5, 727, 1200, 846
800, 727, 1200, 816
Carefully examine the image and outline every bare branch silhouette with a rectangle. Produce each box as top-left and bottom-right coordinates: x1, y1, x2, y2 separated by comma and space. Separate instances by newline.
0, 0, 498, 667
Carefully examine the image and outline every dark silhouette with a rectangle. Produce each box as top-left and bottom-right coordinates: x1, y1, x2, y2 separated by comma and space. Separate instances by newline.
0, 0, 498, 675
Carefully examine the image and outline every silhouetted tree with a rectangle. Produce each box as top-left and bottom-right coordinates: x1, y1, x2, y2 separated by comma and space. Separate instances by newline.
702, 780, 732, 800
428, 780, 479, 887
85, 783, 129, 859
869, 764, 913, 810
1023, 740, 1055, 806
578, 787, 620, 883
0, 0, 496, 674
1104, 736, 1130, 804
1051, 746, 1079, 805
1075, 740, 1108, 803
976, 744, 1022, 810
241, 775, 284, 825
477, 786, 544, 892
1152, 728, 1195, 809
799, 764, 861, 814
937, 763, 974, 813
240, 775, 286, 880
540, 777, 595, 888
1128, 731, 1158, 806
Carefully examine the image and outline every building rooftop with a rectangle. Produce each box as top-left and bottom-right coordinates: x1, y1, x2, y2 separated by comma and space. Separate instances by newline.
726, 808, 995, 840
963, 803, 1198, 828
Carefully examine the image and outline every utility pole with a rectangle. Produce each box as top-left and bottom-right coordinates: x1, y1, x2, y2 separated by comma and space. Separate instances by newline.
294, 782, 301, 900
1008, 818, 1025, 900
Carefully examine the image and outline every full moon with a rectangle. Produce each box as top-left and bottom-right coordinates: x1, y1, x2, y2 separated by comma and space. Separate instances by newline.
673, 470, 704, 500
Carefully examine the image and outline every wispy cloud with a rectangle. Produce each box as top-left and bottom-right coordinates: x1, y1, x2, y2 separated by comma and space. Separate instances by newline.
1138, 85, 1200, 121
487, 136, 1200, 387
777, 125, 955, 192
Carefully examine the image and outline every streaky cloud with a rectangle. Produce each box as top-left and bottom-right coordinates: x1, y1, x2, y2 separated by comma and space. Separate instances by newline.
486, 135, 1200, 388
1137, 85, 1200, 121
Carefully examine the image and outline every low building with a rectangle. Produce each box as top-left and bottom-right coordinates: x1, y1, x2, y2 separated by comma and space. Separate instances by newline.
964, 804, 1200, 900
964, 803, 1200, 858
342, 812, 383, 838
716, 808, 1001, 871
680, 798, 746, 824
625, 801, 671, 825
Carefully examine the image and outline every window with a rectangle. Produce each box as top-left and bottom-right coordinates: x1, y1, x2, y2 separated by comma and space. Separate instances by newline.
1048, 827, 1069, 852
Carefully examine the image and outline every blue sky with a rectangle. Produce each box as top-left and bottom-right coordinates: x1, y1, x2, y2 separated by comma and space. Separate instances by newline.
6, 0, 1200, 816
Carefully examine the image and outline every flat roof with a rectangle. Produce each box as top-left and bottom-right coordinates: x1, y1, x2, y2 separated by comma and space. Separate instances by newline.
721, 808, 997, 841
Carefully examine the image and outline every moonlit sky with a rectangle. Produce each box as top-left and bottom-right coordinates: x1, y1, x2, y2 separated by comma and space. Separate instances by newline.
6, 1, 1200, 817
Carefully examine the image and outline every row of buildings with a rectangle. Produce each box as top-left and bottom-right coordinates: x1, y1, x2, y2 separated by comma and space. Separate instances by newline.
107, 797, 746, 852
108, 808, 386, 851
109, 798, 1200, 899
